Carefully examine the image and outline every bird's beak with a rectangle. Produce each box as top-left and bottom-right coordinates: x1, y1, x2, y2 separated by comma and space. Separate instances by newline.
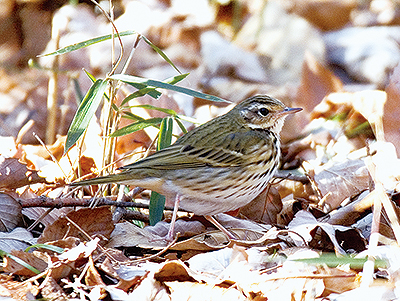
281, 107, 302, 115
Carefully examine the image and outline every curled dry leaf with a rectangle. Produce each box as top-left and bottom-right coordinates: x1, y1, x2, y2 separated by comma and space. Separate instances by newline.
3, 250, 47, 277
238, 186, 283, 225
313, 159, 369, 211
287, 0, 357, 31
37, 207, 114, 244
288, 210, 365, 254
0, 193, 23, 232
40, 277, 68, 301
85, 256, 106, 287
0, 157, 46, 190
311, 91, 385, 139
0, 228, 36, 253
0, 278, 40, 301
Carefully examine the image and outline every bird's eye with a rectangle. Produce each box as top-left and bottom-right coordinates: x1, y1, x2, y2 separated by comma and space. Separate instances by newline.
258, 107, 269, 116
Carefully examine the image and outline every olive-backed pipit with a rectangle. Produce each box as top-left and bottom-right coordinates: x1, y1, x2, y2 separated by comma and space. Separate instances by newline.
71, 95, 302, 240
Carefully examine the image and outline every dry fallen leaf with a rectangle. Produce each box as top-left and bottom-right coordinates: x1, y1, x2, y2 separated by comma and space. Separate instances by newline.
0, 157, 46, 189
385, 63, 400, 156
313, 159, 369, 211
0, 193, 23, 232
238, 186, 283, 225
287, 0, 357, 31
296, 51, 343, 115
38, 207, 114, 244
0, 278, 39, 301
0, 228, 36, 253
3, 250, 47, 277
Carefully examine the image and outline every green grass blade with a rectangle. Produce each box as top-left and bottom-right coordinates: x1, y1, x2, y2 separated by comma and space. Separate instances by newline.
174, 117, 188, 134
65, 79, 108, 153
110, 117, 163, 137
120, 73, 189, 105
293, 254, 388, 269
149, 117, 174, 226
175, 114, 200, 125
84, 69, 97, 83
123, 104, 178, 116
121, 86, 162, 105
0, 250, 41, 275
111, 74, 229, 103
72, 77, 84, 104
141, 35, 181, 74
39, 30, 137, 57
149, 192, 166, 226
25, 244, 64, 254
158, 116, 173, 150
121, 111, 145, 121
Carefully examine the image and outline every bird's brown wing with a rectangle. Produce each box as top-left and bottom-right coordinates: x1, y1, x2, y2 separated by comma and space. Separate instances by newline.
119, 130, 272, 171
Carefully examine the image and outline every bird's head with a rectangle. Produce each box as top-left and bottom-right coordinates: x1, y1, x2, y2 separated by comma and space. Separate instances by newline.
235, 95, 302, 134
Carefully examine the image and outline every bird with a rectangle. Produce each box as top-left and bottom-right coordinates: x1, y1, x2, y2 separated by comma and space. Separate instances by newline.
71, 95, 302, 241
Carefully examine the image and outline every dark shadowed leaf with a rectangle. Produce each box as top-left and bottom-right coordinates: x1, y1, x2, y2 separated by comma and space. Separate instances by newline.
149, 117, 174, 226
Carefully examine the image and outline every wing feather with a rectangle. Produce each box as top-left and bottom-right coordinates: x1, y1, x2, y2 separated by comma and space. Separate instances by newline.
119, 130, 271, 171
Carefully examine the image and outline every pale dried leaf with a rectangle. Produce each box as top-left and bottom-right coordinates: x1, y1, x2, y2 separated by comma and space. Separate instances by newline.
0, 136, 17, 157
186, 248, 233, 278
0, 228, 36, 253
167, 282, 246, 301
314, 159, 369, 211
0, 193, 22, 232
58, 238, 99, 262
213, 213, 270, 232
288, 210, 362, 254
107, 221, 166, 249
0, 280, 39, 301
40, 277, 68, 301
145, 218, 206, 239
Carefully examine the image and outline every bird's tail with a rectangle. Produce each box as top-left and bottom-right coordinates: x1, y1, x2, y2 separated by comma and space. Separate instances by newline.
70, 173, 125, 186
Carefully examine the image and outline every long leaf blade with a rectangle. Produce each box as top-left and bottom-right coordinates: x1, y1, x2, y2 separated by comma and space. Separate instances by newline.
141, 35, 181, 74
120, 73, 189, 105
123, 104, 177, 116
110, 118, 163, 137
39, 30, 137, 57
111, 74, 229, 103
65, 79, 108, 152
149, 117, 174, 226
157, 116, 173, 150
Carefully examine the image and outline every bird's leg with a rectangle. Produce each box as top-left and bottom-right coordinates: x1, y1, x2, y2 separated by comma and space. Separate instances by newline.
204, 215, 237, 240
166, 194, 181, 242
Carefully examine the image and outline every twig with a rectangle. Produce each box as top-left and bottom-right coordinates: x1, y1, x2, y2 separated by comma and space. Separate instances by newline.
18, 196, 178, 212
126, 235, 179, 265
